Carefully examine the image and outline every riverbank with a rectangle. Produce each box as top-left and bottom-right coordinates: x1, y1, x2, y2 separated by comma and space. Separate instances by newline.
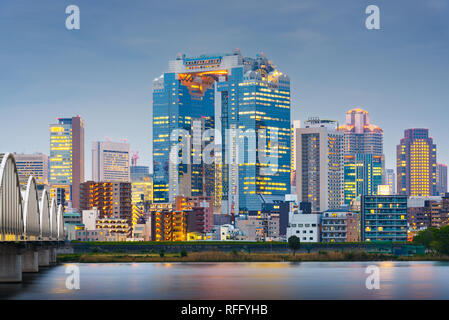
57, 251, 449, 263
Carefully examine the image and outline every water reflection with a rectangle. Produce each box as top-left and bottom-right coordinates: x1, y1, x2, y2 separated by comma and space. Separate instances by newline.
1, 261, 448, 300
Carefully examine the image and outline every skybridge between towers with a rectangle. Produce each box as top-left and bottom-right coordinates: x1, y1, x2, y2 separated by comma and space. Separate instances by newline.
0, 153, 66, 283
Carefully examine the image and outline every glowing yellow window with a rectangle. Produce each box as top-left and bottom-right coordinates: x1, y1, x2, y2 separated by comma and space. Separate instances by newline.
378, 227, 383, 231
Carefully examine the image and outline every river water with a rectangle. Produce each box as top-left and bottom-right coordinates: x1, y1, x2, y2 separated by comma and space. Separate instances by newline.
1, 261, 449, 299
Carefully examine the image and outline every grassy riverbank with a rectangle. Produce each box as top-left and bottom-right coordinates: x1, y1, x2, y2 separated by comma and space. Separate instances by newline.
57, 251, 449, 263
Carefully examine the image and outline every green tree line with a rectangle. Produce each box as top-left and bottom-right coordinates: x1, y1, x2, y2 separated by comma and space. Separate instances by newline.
414, 226, 449, 255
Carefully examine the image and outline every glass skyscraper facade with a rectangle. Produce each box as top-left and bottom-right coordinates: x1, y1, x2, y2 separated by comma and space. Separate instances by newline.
152, 50, 291, 215
153, 59, 215, 203
344, 154, 384, 204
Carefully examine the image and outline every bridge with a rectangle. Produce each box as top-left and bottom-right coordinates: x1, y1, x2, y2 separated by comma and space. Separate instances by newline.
0, 153, 65, 282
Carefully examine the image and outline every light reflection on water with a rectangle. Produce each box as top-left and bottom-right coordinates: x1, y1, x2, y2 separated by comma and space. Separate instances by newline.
1, 261, 449, 300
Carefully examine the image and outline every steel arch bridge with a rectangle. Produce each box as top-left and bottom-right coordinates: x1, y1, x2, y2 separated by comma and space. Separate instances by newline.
0, 153, 65, 242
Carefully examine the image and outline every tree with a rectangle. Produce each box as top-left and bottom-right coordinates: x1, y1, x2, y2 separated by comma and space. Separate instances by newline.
414, 226, 449, 255
413, 227, 437, 248
432, 226, 449, 255
288, 235, 301, 256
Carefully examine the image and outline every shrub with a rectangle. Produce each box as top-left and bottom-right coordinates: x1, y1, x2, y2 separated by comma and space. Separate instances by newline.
180, 249, 188, 258
344, 251, 355, 260
159, 249, 165, 258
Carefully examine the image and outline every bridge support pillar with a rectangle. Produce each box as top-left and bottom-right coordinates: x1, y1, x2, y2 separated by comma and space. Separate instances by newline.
0, 246, 22, 283
38, 248, 50, 267
22, 249, 39, 273
49, 247, 57, 265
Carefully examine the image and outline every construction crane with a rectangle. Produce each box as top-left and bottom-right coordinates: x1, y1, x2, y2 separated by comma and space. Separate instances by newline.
131, 151, 139, 167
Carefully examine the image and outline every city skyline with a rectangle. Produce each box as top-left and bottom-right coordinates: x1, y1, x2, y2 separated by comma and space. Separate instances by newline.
1, 0, 449, 178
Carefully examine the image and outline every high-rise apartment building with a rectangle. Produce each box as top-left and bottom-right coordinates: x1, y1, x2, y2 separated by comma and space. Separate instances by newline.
436, 163, 447, 196
295, 118, 344, 212
153, 50, 291, 216
337, 108, 385, 204
49, 116, 84, 209
386, 169, 396, 195
397, 128, 437, 196
79, 181, 132, 224
14, 153, 49, 185
92, 141, 130, 182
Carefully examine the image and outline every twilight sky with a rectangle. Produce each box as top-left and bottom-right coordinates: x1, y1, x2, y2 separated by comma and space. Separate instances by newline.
1, 0, 448, 179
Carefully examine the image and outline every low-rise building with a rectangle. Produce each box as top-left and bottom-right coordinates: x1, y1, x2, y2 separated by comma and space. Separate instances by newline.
176, 196, 213, 233
287, 209, 321, 242
346, 212, 361, 242
321, 210, 348, 242
65, 223, 84, 241
151, 210, 187, 241
63, 211, 82, 225
132, 217, 151, 241
96, 218, 131, 239
214, 224, 235, 241
321, 210, 361, 242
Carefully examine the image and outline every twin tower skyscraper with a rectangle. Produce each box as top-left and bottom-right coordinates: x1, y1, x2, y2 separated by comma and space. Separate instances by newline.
152, 50, 291, 215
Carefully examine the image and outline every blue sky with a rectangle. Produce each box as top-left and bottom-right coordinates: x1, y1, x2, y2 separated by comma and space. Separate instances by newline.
1, 0, 448, 179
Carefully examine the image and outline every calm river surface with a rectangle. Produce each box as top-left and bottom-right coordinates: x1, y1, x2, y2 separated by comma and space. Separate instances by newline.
2, 261, 449, 299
